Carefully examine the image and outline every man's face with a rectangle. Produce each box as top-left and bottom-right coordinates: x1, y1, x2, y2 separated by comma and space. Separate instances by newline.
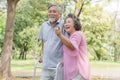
48, 6, 60, 23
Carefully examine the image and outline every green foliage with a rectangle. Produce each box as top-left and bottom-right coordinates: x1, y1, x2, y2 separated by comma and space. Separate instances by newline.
0, 12, 6, 56
81, 3, 113, 60
13, 0, 49, 59
0, 0, 119, 61
15, 0, 48, 32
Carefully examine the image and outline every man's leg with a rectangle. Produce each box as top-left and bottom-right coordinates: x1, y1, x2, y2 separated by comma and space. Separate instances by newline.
41, 68, 56, 80
50, 68, 56, 80
41, 68, 50, 80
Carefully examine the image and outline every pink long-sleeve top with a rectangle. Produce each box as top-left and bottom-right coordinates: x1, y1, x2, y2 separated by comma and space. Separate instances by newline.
63, 31, 91, 80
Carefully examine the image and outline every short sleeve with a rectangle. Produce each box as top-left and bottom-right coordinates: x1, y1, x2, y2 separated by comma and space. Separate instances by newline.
70, 32, 81, 50
63, 32, 81, 56
38, 24, 43, 40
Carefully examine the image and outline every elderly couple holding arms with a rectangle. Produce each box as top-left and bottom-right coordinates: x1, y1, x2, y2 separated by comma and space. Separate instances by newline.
38, 4, 91, 80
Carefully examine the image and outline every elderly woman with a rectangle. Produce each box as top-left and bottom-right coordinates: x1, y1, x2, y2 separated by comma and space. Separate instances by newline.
55, 13, 91, 80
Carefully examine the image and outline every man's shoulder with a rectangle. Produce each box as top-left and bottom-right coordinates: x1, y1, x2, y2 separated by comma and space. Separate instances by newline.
42, 21, 49, 25
58, 19, 64, 28
59, 19, 64, 24
40, 21, 49, 28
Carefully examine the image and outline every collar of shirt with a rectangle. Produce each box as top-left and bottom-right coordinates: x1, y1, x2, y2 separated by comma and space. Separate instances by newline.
47, 18, 61, 27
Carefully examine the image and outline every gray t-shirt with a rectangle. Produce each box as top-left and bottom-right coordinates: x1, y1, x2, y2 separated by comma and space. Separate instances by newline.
38, 19, 68, 68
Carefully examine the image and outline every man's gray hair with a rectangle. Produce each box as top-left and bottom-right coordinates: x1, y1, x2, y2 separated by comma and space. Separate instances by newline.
48, 4, 63, 15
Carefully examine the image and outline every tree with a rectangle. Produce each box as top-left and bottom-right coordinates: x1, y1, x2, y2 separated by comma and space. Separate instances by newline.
0, 0, 20, 80
80, 1, 113, 60
0, 13, 5, 55
13, 0, 48, 59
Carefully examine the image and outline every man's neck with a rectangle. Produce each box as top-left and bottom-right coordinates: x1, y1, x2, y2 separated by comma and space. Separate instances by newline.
50, 21, 56, 25
50, 19, 59, 26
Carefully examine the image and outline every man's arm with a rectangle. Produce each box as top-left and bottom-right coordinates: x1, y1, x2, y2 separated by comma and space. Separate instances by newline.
39, 40, 44, 63
42, 40, 44, 52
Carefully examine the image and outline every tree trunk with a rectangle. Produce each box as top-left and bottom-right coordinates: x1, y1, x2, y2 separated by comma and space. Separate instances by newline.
0, 0, 19, 80
77, 1, 84, 17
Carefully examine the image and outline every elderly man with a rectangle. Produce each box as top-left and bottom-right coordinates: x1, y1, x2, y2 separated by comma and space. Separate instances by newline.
38, 4, 67, 80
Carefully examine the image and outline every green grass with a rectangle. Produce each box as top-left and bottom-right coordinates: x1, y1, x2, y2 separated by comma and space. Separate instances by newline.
0, 77, 40, 80
7, 60, 119, 80
91, 60, 120, 70
11, 60, 35, 71
11, 60, 120, 71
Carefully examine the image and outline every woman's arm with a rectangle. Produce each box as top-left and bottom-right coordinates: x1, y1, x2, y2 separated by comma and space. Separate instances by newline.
55, 27, 75, 50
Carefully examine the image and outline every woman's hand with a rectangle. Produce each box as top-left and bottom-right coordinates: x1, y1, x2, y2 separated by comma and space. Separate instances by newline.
54, 27, 61, 37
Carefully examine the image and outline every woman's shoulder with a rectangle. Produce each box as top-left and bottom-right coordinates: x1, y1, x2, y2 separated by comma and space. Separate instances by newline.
72, 31, 83, 36
70, 31, 85, 40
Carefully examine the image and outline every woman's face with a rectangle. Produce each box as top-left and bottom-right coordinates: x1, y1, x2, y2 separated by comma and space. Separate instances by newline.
64, 18, 75, 35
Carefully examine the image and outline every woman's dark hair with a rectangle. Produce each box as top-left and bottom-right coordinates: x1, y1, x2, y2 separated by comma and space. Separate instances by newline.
65, 13, 82, 31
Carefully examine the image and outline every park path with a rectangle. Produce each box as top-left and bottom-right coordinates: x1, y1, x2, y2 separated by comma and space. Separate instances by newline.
12, 69, 120, 80
92, 69, 120, 80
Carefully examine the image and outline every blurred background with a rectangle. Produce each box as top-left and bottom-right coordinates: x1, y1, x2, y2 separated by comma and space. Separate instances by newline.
0, 0, 120, 80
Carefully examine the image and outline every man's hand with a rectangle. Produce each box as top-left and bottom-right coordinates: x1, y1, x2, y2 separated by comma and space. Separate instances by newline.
38, 56, 43, 63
